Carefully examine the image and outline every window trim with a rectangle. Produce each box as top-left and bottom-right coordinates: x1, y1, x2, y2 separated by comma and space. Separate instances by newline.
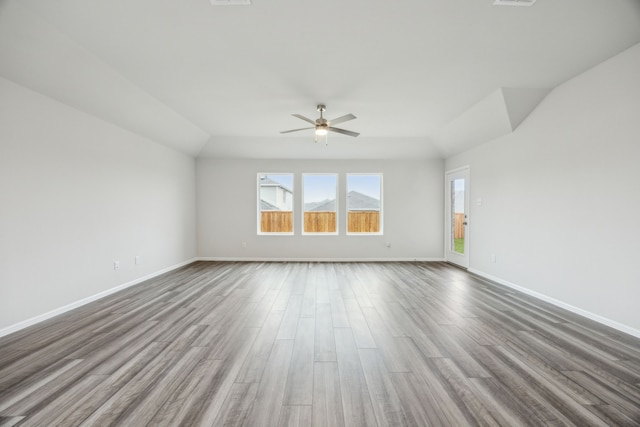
301, 173, 339, 236
257, 173, 294, 235
346, 173, 383, 236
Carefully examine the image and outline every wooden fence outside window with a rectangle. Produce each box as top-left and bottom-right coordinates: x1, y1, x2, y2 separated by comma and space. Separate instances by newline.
348, 211, 380, 233
261, 211, 381, 233
304, 212, 336, 233
260, 211, 292, 233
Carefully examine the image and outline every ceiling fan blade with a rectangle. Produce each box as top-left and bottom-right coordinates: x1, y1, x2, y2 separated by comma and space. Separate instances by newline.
327, 127, 360, 137
329, 113, 356, 126
280, 126, 314, 134
292, 114, 316, 125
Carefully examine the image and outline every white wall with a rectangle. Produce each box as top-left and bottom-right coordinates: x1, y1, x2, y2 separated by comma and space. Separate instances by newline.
197, 158, 444, 261
0, 77, 197, 331
446, 43, 640, 334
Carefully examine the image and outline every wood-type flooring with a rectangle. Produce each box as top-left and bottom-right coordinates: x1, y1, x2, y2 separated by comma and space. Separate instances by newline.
1, 261, 639, 426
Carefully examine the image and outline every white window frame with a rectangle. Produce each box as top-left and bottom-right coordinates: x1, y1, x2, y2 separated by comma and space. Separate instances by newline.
302, 173, 339, 236
257, 173, 294, 235
346, 173, 383, 235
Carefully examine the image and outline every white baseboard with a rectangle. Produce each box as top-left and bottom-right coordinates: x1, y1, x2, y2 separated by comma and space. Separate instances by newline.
468, 268, 640, 340
0, 258, 198, 339
197, 257, 445, 262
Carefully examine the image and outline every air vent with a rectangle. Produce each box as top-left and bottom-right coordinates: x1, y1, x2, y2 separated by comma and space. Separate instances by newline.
210, 0, 251, 5
493, 0, 536, 6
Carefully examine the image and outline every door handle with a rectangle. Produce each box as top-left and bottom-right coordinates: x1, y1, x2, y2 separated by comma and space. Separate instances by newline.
463, 222, 468, 225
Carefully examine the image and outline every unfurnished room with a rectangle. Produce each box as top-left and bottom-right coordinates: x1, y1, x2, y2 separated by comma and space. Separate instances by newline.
1, 0, 640, 425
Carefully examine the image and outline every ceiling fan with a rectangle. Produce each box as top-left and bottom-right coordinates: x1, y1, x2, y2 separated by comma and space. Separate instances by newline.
280, 104, 359, 143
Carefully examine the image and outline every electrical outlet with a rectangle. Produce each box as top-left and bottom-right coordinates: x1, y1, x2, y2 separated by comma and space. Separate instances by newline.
114, 261, 120, 270
490, 254, 497, 263
135, 256, 142, 265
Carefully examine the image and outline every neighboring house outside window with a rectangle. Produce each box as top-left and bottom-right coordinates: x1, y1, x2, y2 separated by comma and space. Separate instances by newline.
258, 174, 293, 234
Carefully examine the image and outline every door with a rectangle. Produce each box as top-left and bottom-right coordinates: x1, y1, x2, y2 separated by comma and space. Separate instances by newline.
445, 167, 469, 268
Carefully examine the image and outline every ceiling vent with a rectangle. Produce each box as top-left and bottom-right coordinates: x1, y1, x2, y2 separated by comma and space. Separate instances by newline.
493, 0, 536, 6
210, 0, 251, 5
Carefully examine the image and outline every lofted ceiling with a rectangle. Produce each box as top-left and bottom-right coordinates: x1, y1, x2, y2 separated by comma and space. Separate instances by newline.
1, 0, 639, 159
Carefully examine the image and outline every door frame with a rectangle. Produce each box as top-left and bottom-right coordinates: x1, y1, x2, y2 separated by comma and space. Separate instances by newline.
445, 166, 470, 268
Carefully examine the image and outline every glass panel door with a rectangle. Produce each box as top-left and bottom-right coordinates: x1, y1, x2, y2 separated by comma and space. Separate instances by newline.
445, 168, 469, 268
452, 178, 466, 255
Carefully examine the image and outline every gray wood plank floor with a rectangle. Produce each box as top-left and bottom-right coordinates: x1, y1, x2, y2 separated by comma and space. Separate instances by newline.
1, 261, 639, 426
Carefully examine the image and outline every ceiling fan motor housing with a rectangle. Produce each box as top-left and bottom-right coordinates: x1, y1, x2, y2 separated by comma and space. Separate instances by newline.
316, 105, 327, 129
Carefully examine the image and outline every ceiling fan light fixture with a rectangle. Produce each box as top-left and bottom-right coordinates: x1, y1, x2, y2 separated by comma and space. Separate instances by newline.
280, 104, 359, 143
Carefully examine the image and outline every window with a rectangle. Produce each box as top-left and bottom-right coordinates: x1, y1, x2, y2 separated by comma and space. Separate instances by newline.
347, 174, 382, 234
303, 174, 337, 234
258, 173, 294, 234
